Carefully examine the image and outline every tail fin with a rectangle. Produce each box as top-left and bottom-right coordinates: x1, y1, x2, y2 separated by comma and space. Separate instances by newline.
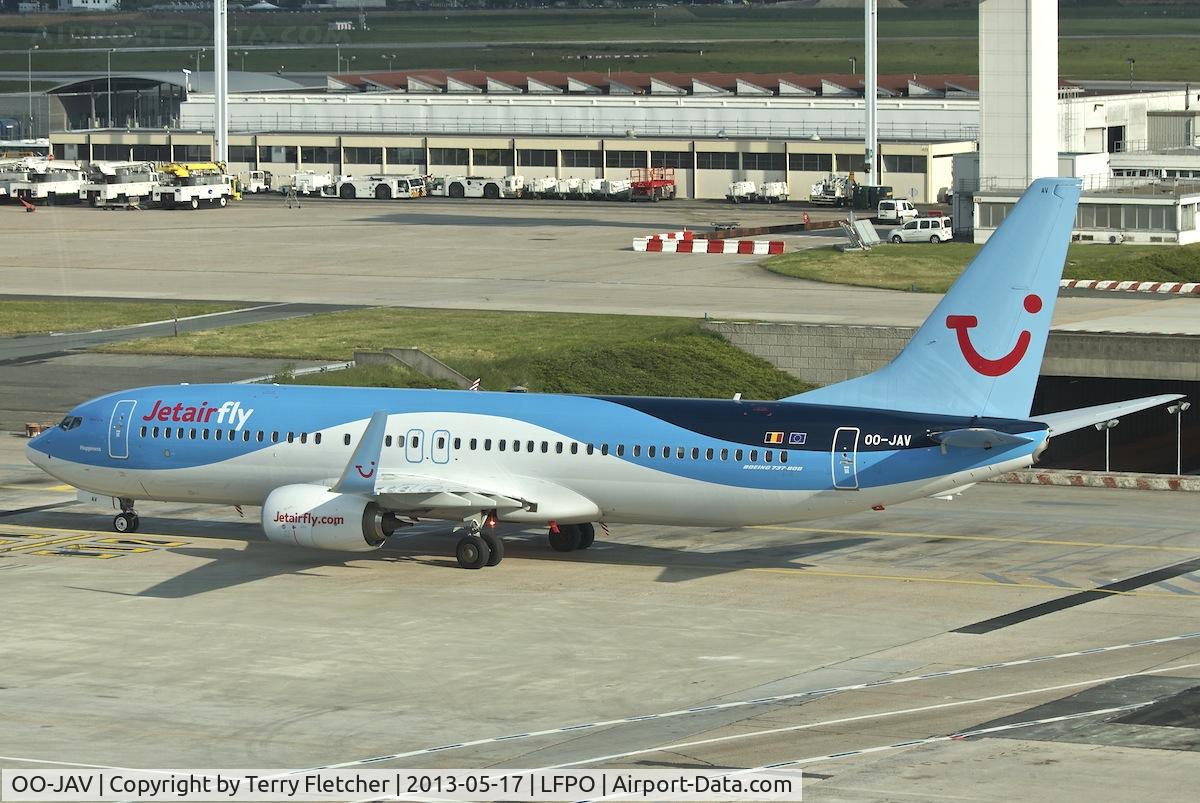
784, 177, 1082, 419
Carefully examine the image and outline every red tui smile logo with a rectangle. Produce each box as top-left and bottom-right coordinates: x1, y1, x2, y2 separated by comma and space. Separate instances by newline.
355, 461, 376, 479
945, 294, 1042, 377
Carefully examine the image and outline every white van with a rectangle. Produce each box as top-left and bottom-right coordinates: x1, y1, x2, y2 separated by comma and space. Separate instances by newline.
889, 216, 954, 244
877, 198, 918, 223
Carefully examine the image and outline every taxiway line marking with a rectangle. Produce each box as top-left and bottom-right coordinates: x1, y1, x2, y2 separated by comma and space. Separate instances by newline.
529, 661, 1200, 773
745, 565, 1194, 599
754, 523, 1198, 554
577, 703, 1156, 803
310, 632, 1200, 770
0, 484, 73, 492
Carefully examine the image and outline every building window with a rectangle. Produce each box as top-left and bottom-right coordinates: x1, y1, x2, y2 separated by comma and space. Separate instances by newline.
386, 147, 424, 165
518, 149, 557, 167
789, 153, 832, 172
605, 150, 646, 169
301, 146, 339, 164
883, 154, 926, 174
835, 153, 867, 172
257, 145, 295, 164
651, 151, 690, 168
696, 151, 738, 170
133, 144, 172, 162
173, 144, 211, 162
741, 152, 785, 171
344, 147, 382, 165
474, 148, 514, 167
979, 202, 1013, 228
562, 149, 602, 168
429, 147, 468, 166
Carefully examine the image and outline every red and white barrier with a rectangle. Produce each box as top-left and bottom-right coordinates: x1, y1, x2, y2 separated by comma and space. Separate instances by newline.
634, 237, 784, 255
992, 469, 1200, 492
1060, 279, 1200, 295
646, 230, 694, 241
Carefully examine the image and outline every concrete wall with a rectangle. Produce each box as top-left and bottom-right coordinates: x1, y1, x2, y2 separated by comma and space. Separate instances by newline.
704, 321, 1200, 385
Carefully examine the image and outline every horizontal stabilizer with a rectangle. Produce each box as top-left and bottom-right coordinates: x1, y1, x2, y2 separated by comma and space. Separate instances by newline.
929, 428, 1035, 450
1032, 394, 1185, 436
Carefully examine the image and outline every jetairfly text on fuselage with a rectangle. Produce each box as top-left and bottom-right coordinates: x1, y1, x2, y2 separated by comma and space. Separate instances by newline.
141, 399, 254, 430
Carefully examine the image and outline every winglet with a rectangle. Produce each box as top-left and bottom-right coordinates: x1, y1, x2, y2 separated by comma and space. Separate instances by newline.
331, 410, 389, 494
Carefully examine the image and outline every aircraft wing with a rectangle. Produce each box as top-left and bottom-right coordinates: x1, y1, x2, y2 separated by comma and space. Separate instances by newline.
372, 475, 530, 514
1032, 394, 1184, 436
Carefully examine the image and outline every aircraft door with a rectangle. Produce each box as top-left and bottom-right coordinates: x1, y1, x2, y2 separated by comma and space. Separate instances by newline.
108, 399, 137, 460
405, 428, 424, 463
832, 427, 859, 490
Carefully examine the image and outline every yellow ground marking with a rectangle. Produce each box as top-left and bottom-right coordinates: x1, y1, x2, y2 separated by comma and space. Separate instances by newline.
754, 524, 1198, 554
0, 483, 74, 492
743, 565, 1194, 599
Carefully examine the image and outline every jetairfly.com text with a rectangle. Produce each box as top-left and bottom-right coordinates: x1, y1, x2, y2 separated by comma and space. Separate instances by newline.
141, 400, 254, 431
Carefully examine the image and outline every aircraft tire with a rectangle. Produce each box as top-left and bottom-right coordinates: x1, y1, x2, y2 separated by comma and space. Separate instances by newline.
456, 534, 490, 570
113, 512, 138, 533
481, 529, 504, 566
576, 522, 595, 550
549, 524, 581, 552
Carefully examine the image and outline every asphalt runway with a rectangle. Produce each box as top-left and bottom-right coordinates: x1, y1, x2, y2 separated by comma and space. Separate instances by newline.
2, 197, 1196, 333
1, 431, 1198, 800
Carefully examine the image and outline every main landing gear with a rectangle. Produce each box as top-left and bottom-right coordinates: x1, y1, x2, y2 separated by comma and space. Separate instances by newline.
548, 522, 595, 553
112, 498, 140, 533
455, 514, 505, 570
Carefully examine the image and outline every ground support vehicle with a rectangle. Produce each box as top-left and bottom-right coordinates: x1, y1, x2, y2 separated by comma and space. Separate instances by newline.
80, 161, 159, 207
630, 167, 676, 201
433, 175, 524, 199
152, 163, 234, 210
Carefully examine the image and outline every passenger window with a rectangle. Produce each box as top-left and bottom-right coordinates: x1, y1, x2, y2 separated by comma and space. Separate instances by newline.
499, 440, 507, 452
469, 438, 477, 450
164, 428, 172, 439
152, 426, 160, 437
705, 448, 714, 460
570, 443, 578, 454
920, 220, 931, 230
690, 447, 699, 460
541, 441, 549, 453
202, 429, 210, 440
140, 426, 147, 437
555, 442, 563, 454
484, 439, 492, 451
586, 444, 595, 455
527, 440, 534, 452
616, 445, 625, 457
287, 432, 295, 443
216, 429, 223, 441
315, 433, 322, 445
780, 450, 788, 463
735, 449, 743, 461
601, 444, 609, 456
256, 431, 263, 442
750, 449, 759, 461
271, 432, 278, 443
453, 437, 460, 449
632, 445, 640, 457
512, 440, 520, 453
720, 448, 728, 460
410, 435, 418, 449
663, 446, 671, 459
300, 433, 308, 445
343, 433, 351, 446
765, 450, 773, 463
648, 445, 656, 458
385, 435, 392, 447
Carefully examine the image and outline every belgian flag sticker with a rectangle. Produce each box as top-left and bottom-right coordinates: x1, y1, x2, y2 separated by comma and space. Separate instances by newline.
764, 431, 784, 444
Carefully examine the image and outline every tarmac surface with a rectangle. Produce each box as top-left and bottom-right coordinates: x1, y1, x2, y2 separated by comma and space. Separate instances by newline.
1, 433, 1198, 801
3, 196, 1198, 333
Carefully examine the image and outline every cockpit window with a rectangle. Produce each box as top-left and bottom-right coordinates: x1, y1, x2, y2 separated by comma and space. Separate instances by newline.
59, 416, 82, 430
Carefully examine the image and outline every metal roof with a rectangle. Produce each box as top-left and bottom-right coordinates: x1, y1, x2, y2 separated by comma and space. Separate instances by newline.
48, 71, 306, 95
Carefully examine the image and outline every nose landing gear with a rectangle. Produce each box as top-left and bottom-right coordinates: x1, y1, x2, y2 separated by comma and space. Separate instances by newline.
113, 498, 140, 533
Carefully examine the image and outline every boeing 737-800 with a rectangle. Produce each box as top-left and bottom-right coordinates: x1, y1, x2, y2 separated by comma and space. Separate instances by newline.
26, 178, 1181, 569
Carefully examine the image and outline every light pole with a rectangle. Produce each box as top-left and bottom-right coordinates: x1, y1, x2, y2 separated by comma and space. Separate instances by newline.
27, 45, 37, 138
1095, 419, 1119, 473
1126, 58, 1135, 90
848, 56, 856, 75
336, 43, 341, 73
195, 48, 203, 73
1168, 401, 1191, 476
383, 53, 396, 71
240, 51, 248, 72
106, 48, 114, 128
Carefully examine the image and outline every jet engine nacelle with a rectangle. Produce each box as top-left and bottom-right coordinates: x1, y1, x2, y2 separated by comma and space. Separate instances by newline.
262, 484, 395, 552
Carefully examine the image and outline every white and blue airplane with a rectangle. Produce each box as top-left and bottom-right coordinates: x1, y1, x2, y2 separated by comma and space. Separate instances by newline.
26, 178, 1181, 569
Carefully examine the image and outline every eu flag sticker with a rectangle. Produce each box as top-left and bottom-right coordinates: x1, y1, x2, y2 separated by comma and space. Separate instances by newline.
789, 432, 807, 445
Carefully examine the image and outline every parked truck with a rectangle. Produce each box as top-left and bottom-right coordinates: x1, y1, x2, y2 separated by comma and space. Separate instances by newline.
11, 161, 85, 204
283, 171, 335, 196
80, 161, 159, 207
432, 175, 524, 199
809, 173, 855, 206
328, 174, 406, 200
152, 162, 235, 209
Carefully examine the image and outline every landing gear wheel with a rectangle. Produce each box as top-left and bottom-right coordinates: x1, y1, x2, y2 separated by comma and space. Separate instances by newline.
549, 524, 581, 552
576, 522, 595, 550
113, 512, 139, 533
481, 529, 504, 566
456, 534, 490, 570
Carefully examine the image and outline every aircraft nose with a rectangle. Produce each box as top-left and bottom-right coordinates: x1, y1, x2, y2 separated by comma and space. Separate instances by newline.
25, 434, 51, 471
